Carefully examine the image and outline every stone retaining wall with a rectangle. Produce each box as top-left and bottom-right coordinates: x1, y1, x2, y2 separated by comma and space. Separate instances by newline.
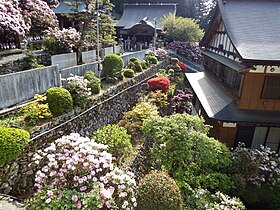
0, 63, 164, 198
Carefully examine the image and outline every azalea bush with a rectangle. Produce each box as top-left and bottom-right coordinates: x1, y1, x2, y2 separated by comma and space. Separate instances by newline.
167, 41, 202, 63
170, 89, 193, 114
28, 133, 137, 210
147, 76, 170, 92
154, 48, 168, 60
43, 28, 84, 54
65, 75, 91, 107
185, 187, 246, 210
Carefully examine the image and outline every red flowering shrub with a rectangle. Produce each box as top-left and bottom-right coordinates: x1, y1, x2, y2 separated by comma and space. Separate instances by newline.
176, 62, 186, 71
147, 76, 170, 92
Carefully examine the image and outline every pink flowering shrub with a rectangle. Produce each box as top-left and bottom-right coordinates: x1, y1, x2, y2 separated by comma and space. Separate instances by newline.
0, 0, 57, 37
0, 0, 29, 36
154, 48, 168, 59
43, 28, 85, 54
27, 133, 137, 210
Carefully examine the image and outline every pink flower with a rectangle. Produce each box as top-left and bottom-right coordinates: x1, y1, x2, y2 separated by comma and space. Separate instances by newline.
106, 201, 111, 208
76, 202, 82, 209
58, 194, 62, 199
47, 190, 53, 196
45, 198, 51, 203
72, 195, 78, 202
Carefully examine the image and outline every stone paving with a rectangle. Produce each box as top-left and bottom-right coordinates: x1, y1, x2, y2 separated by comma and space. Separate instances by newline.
0, 195, 25, 210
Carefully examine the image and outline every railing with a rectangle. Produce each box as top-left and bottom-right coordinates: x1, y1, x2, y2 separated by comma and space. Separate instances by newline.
169, 51, 204, 73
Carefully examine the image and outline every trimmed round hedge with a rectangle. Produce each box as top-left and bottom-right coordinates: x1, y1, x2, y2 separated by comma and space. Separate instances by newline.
102, 54, 124, 79
137, 171, 183, 210
84, 71, 101, 94
123, 69, 135, 78
134, 60, 143, 72
129, 57, 139, 63
46, 87, 73, 115
0, 128, 30, 166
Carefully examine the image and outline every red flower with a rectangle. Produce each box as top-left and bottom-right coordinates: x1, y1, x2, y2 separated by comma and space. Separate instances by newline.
147, 76, 170, 92
176, 62, 186, 71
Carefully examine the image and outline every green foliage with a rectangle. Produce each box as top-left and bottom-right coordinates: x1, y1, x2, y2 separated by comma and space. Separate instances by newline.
0, 127, 30, 166
21, 94, 52, 126
118, 102, 158, 136
102, 54, 124, 81
84, 71, 101, 94
145, 90, 168, 109
185, 187, 246, 210
141, 114, 233, 194
163, 13, 204, 42
46, 87, 73, 115
134, 60, 143, 72
145, 56, 158, 64
123, 69, 135, 78
137, 171, 183, 210
24, 48, 39, 69
127, 61, 136, 71
43, 36, 60, 55
129, 57, 139, 63
140, 60, 148, 69
171, 57, 179, 64
92, 124, 133, 164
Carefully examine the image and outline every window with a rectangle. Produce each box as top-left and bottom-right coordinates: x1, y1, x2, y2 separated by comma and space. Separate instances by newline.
251, 127, 280, 154
262, 76, 280, 99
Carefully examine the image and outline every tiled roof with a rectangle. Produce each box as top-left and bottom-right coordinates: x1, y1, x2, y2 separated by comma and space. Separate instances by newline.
218, 0, 280, 62
186, 72, 280, 124
115, 3, 177, 30
53, 0, 86, 14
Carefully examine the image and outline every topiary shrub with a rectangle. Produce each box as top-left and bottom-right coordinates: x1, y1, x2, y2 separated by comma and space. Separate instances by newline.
84, 71, 101, 94
127, 61, 136, 71
149, 56, 158, 64
171, 57, 179, 64
123, 69, 135, 78
92, 124, 133, 164
46, 87, 73, 115
102, 54, 124, 80
137, 171, 183, 210
129, 57, 139, 63
147, 76, 170, 92
0, 128, 30, 166
141, 60, 148, 69
134, 60, 143, 72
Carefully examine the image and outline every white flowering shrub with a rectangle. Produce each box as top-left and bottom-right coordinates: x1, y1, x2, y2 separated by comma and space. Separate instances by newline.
231, 143, 280, 187
154, 48, 168, 59
186, 187, 246, 210
65, 75, 91, 107
27, 133, 137, 210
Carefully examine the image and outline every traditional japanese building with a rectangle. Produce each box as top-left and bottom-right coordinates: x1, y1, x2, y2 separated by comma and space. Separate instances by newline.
186, 0, 280, 152
115, 3, 177, 46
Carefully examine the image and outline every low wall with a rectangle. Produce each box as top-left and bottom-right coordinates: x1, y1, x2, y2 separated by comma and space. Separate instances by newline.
51, 52, 77, 70
59, 61, 99, 78
82, 50, 96, 63
121, 50, 147, 66
0, 64, 163, 198
0, 66, 60, 109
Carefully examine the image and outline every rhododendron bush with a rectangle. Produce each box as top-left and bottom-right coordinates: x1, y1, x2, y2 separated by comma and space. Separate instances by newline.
0, 0, 57, 37
147, 76, 170, 92
27, 133, 137, 210
43, 28, 86, 54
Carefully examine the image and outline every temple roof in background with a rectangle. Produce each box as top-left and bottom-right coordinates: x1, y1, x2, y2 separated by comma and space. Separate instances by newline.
115, 3, 177, 30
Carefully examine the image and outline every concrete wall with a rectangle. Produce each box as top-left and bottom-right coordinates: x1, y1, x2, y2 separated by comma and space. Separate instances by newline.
51, 52, 77, 70
59, 61, 99, 79
82, 50, 96, 63
121, 50, 147, 66
104, 47, 114, 56
0, 66, 60, 109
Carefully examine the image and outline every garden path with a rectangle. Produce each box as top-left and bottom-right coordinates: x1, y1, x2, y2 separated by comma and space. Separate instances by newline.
0, 195, 25, 210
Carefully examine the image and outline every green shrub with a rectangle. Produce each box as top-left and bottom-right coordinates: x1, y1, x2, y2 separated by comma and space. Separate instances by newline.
127, 61, 136, 71
21, 94, 52, 126
118, 101, 158, 136
134, 60, 143, 72
171, 57, 179, 64
137, 171, 183, 210
129, 57, 139, 63
149, 56, 158, 64
102, 54, 124, 80
84, 71, 101, 94
0, 128, 30, 166
92, 124, 133, 164
46, 87, 73, 115
141, 60, 148, 69
123, 69, 135, 78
